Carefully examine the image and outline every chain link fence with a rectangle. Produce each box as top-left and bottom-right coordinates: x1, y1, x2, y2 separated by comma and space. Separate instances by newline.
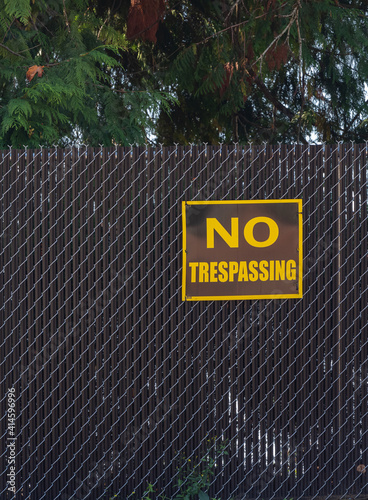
1, 144, 368, 499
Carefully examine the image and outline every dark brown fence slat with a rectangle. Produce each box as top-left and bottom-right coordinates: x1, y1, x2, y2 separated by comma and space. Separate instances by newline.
58, 147, 71, 497
168, 145, 179, 484
34, 149, 47, 496
180, 146, 192, 494
120, 145, 132, 494
273, 304, 282, 496
315, 146, 326, 495
150, 145, 161, 492
162, 146, 173, 488
330, 144, 344, 494
10, 151, 21, 498
45, 147, 56, 495
14, 150, 26, 497
116, 145, 128, 495
134, 145, 147, 491
138, 145, 149, 490
359, 144, 368, 496
341, 145, 355, 492
83, 147, 97, 494
131, 145, 143, 491
299, 144, 311, 496
102, 146, 112, 486
353, 144, 362, 487
309, 145, 320, 491
317, 145, 326, 493
235, 145, 243, 199
9, 151, 18, 395
26, 149, 39, 498
242, 144, 251, 200
70, 146, 83, 496
351, 145, 361, 496
1, 149, 12, 494
92, 147, 103, 495
227, 145, 236, 200
69, 147, 82, 493
292, 144, 304, 498
145, 146, 157, 483
109, 146, 118, 493
353, 145, 363, 492
9, 150, 18, 399
159, 144, 169, 478
320, 144, 334, 495
288, 276, 298, 494
101, 148, 111, 493
174, 145, 185, 470
108, 147, 118, 493
0, 149, 6, 472
53, 148, 63, 494
20, 149, 32, 493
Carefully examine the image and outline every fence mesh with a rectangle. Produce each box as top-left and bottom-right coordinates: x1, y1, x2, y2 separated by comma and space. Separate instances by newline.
1, 144, 368, 500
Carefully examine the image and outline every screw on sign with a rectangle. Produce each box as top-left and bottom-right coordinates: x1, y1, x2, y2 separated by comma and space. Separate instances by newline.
182, 200, 303, 301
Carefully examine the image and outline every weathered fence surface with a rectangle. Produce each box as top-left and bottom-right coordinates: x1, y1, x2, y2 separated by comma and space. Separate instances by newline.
1, 144, 368, 499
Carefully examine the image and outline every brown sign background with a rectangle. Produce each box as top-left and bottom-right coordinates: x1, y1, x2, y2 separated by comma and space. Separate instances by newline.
182, 200, 303, 300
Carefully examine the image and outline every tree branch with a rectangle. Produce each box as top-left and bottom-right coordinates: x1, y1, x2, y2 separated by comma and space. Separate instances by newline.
247, 68, 294, 120
62, 0, 71, 33
245, 67, 307, 143
97, 15, 109, 40
0, 43, 26, 58
345, 100, 368, 131
2, 17, 16, 44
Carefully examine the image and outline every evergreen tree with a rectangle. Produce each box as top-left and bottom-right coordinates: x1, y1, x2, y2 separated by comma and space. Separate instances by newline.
0, 0, 173, 147
153, 0, 368, 144
2, 0, 368, 146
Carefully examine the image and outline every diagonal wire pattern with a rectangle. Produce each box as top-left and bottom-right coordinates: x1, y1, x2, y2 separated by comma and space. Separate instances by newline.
0, 144, 367, 500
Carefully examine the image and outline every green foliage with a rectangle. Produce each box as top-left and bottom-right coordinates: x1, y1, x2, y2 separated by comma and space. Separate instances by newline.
3, 0, 31, 25
2, 0, 368, 145
0, 0, 175, 147
116, 437, 228, 500
153, 0, 368, 144
173, 438, 228, 500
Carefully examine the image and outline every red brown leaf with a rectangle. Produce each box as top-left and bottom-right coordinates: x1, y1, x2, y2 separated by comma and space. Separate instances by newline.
26, 65, 44, 82
219, 62, 242, 97
126, 0, 166, 43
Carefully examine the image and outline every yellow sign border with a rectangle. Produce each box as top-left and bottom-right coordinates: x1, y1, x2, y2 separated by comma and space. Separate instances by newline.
182, 199, 303, 301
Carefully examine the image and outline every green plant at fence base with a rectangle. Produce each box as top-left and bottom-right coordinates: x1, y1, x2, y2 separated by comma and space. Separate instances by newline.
110, 438, 227, 500
172, 437, 227, 500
